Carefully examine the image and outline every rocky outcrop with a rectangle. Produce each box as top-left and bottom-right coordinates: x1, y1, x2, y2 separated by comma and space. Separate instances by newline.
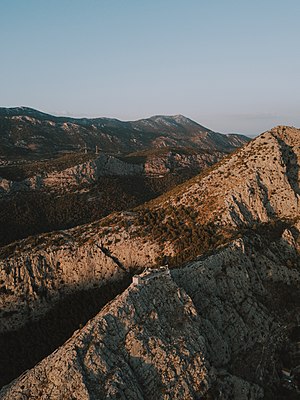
0, 153, 143, 194
143, 150, 222, 175
0, 260, 264, 400
0, 221, 160, 333
0, 147, 229, 249
6, 276, 210, 400
2, 227, 299, 399
173, 126, 300, 228
174, 232, 300, 382
0, 150, 223, 194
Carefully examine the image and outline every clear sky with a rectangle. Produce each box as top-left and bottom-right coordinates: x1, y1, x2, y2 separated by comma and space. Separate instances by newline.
1, 0, 300, 136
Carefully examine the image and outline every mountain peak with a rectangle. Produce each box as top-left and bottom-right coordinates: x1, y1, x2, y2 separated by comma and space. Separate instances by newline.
148, 114, 198, 124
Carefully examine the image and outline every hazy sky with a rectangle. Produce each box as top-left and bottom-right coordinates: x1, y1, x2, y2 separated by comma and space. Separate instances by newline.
1, 0, 300, 136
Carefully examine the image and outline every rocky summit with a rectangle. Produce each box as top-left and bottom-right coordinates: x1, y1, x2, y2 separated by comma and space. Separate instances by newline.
0, 125, 299, 399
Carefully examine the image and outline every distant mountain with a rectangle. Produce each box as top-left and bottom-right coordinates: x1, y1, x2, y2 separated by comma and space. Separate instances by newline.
0, 107, 250, 161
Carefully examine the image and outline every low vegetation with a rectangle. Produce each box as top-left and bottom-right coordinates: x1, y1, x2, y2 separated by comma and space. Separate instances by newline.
0, 173, 196, 247
134, 204, 222, 266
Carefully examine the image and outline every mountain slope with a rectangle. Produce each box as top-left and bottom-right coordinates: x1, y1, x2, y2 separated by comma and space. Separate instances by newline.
0, 271, 212, 400
1, 230, 299, 399
0, 260, 260, 400
133, 125, 300, 262
0, 107, 249, 245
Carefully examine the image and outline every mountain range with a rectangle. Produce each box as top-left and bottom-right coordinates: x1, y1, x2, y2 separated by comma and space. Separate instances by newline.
0, 109, 299, 399
0, 107, 249, 160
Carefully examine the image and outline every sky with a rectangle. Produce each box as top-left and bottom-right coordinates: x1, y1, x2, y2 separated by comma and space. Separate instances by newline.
1, 0, 300, 136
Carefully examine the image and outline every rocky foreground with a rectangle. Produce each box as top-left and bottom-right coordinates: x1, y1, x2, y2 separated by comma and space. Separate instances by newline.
1, 229, 299, 399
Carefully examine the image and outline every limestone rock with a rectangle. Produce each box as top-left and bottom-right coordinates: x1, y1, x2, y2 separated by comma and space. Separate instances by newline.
0, 273, 212, 400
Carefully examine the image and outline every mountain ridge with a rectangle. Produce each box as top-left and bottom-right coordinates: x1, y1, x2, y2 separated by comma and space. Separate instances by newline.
1, 229, 299, 399
0, 107, 250, 161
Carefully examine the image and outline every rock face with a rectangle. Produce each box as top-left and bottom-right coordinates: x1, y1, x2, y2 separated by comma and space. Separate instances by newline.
163, 126, 300, 226
174, 232, 300, 395
0, 150, 224, 195
0, 153, 143, 194
2, 228, 299, 399
142, 149, 223, 176
0, 272, 210, 400
134, 126, 300, 263
0, 263, 265, 400
0, 146, 229, 247
0, 107, 248, 247
0, 224, 160, 333
0, 126, 299, 398
0, 148, 228, 249
0, 107, 249, 161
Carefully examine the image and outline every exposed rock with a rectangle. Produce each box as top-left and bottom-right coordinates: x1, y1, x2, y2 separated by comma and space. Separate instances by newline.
0, 224, 160, 333
0, 263, 265, 399
143, 149, 222, 176
0, 150, 222, 195
3, 226, 299, 398
168, 126, 300, 227
0, 153, 143, 194
0, 146, 228, 248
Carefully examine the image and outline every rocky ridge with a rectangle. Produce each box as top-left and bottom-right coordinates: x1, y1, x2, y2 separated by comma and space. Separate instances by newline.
155, 126, 300, 227
0, 153, 142, 194
1, 228, 299, 399
0, 147, 227, 247
0, 149, 224, 195
0, 271, 212, 400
